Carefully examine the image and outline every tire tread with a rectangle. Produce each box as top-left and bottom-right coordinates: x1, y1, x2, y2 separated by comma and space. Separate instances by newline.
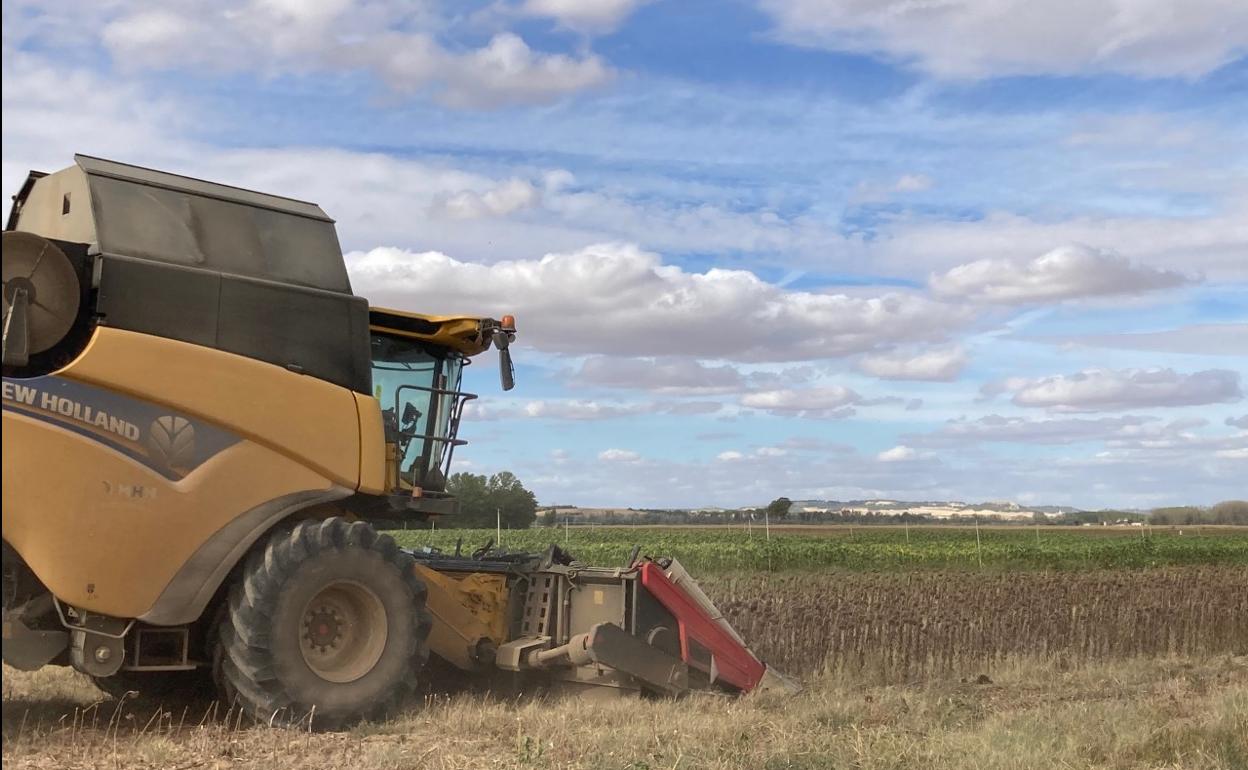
218, 516, 431, 729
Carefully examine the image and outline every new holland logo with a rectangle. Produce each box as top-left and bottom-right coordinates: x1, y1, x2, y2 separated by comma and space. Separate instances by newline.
5, 376, 242, 480
148, 415, 197, 471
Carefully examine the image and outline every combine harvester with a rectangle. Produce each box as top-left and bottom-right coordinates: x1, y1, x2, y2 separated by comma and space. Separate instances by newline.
1, 156, 794, 729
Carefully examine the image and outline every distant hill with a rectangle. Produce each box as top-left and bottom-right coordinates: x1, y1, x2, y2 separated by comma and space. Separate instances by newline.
538, 499, 1102, 523
785, 499, 1083, 522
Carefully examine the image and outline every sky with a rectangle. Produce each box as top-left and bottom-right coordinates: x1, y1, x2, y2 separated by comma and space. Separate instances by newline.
3, 0, 1246, 510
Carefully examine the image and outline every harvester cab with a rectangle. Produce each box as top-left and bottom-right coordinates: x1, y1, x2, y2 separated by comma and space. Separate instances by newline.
365, 309, 516, 512
2, 155, 793, 730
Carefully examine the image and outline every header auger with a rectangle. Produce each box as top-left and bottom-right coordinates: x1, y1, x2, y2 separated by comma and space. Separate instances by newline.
2, 155, 794, 730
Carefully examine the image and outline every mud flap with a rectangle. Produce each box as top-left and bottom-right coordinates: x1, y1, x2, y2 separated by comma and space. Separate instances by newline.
2, 608, 68, 671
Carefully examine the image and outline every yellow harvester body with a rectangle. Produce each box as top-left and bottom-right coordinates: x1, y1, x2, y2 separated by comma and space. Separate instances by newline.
1, 156, 788, 731
4, 325, 383, 623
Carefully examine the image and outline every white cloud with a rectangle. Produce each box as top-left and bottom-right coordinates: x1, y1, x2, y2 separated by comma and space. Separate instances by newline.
413, 33, 612, 109
350, 243, 969, 362
755, 446, 788, 457
930, 244, 1192, 304
0, 52, 189, 198
431, 178, 542, 220
872, 206, 1248, 281
758, 0, 1248, 79
1064, 113, 1206, 149
696, 431, 742, 441
893, 174, 933, 193
1025, 323, 1248, 357
851, 173, 934, 204
571, 357, 746, 394
486, 417, 1247, 509
93, 2, 611, 108
918, 414, 1248, 467
667, 401, 726, 416
15, 43, 1238, 285
1227, 415, 1248, 429
779, 437, 854, 453
467, 398, 722, 421
877, 445, 916, 462
598, 448, 641, 462
200, 149, 561, 253
5, 61, 490, 242
925, 414, 1158, 445
1006, 368, 1243, 412
541, 187, 846, 263
522, 0, 651, 32
739, 386, 861, 418
569, 357, 817, 395
1065, 417, 1248, 471
0, 60, 585, 257
524, 400, 640, 420
858, 346, 967, 381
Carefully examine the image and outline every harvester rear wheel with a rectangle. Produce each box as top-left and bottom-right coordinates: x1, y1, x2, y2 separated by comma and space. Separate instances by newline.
218, 517, 431, 730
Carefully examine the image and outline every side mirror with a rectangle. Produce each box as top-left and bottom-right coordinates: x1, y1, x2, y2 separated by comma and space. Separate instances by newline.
402, 402, 421, 427
493, 329, 515, 391
499, 347, 515, 391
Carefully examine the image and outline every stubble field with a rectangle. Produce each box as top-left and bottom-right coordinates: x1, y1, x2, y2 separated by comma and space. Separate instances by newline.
3, 525, 1246, 769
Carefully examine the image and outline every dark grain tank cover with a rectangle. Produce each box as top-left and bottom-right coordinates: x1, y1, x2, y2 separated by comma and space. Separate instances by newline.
5, 156, 371, 392
79, 155, 351, 293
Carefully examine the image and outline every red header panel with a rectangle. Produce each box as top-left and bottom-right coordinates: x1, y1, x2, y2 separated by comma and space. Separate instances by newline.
638, 562, 765, 692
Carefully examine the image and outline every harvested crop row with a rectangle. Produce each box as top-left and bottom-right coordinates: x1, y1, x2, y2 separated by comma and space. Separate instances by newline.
702, 566, 1248, 678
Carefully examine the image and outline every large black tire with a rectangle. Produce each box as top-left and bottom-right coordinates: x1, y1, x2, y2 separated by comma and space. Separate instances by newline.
218, 517, 431, 730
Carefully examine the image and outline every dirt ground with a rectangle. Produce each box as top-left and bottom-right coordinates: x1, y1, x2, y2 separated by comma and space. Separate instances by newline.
4, 656, 1246, 770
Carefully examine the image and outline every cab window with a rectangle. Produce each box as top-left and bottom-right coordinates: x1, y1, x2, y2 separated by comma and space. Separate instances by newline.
370, 333, 465, 490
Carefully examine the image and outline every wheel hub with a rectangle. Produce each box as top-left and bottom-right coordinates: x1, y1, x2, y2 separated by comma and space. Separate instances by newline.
303, 607, 344, 651
298, 580, 388, 684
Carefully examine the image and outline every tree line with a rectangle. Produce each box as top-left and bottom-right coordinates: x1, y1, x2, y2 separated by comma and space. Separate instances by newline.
1149, 501, 1248, 526
432, 476, 1247, 529
443, 471, 537, 529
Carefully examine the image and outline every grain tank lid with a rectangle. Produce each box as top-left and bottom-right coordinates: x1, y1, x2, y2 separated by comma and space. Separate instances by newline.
71, 154, 353, 295
73, 155, 333, 222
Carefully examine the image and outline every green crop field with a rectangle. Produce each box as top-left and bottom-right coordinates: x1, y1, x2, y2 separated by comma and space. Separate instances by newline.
391, 524, 1248, 573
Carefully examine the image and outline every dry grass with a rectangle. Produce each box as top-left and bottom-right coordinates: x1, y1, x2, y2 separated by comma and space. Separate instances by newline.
4, 655, 1247, 770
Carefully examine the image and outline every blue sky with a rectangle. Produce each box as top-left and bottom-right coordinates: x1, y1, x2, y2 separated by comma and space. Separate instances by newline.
3, 0, 1245, 509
